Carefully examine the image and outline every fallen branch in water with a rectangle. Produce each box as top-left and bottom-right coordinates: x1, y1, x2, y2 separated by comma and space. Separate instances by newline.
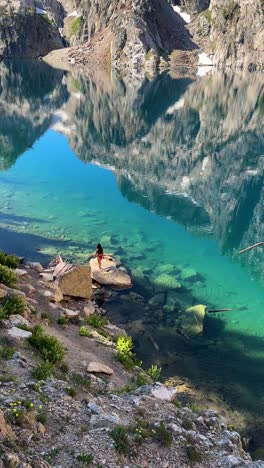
239, 242, 264, 254
148, 335, 160, 352
207, 308, 232, 314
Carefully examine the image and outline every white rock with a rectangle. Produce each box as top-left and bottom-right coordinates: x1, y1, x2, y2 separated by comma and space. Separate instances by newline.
62, 309, 80, 319
15, 268, 28, 277
9, 315, 30, 327
7, 327, 32, 339
84, 302, 96, 316
141, 383, 177, 401
87, 362, 113, 375
40, 273, 54, 282
28, 262, 44, 272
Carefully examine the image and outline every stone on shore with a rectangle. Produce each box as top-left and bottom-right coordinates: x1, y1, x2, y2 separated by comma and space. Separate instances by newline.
87, 361, 114, 375
7, 327, 32, 340
138, 383, 177, 401
15, 268, 28, 277
9, 315, 30, 328
89, 257, 132, 289
84, 302, 96, 316
27, 262, 43, 272
58, 265, 92, 299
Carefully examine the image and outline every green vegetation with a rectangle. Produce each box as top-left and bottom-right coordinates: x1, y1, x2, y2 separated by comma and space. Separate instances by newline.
79, 326, 91, 337
41, 312, 53, 323
43, 448, 60, 463
70, 17, 81, 36
70, 372, 91, 389
85, 313, 108, 329
0, 345, 15, 359
186, 445, 203, 463
0, 295, 27, 319
131, 419, 172, 447
36, 412, 48, 424
0, 251, 19, 269
155, 421, 173, 447
57, 316, 69, 326
202, 8, 212, 21
76, 453, 94, 464
110, 426, 130, 456
116, 335, 141, 370
0, 265, 17, 287
187, 403, 201, 414
147, 364, 161, 381
32, 361, 54, 380
29, 325, 65, 370
65, 386, 77, 398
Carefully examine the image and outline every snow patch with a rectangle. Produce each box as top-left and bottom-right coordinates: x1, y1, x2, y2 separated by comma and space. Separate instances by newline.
198, 53, 213, 66
36, 7, 46, 14
68, 10, 78, 17
166, 98, 185, 114
173, 5, 191, 24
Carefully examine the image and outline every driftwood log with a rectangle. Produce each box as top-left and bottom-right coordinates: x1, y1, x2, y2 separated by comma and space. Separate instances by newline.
239, 242, 264, 254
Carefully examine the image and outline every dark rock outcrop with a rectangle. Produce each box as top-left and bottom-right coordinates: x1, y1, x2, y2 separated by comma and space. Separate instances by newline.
0, 1, 64, 59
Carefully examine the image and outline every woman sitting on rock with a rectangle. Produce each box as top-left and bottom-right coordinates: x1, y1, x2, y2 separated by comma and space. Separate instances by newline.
95, 243, 104, 269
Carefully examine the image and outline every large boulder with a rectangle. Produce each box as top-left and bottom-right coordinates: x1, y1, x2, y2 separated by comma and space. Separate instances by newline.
58, 265, 93, 299
89, 257, 132, 289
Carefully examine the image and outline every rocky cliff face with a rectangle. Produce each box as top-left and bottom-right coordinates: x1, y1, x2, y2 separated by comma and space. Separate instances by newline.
0, 0, 64, 58
190, 0, 264, 69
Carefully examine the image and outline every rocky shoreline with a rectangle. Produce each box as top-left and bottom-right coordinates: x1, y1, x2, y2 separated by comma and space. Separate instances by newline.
0, 251, 264, 467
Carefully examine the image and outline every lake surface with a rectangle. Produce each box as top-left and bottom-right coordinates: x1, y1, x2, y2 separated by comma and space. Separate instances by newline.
0, 60, 264, 439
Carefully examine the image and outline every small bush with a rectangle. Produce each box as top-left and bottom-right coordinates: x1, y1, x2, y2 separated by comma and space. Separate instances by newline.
79, 326, 91, 337
147, 364, 161, 381
60, 362, 69, 375
135, 373, 150, 387
0, 265, 17, 287
155, 422, 173, 447
187, 403, 201, 414
70, 17, 81, 36
186, 445, 203, 463
65, 386, 77, 398
32, 361, 54, 380
85, 313, 107, 329
24, 399, 35, 410
29, 325, 65, 364
110, 426, 130, 456
57, 316, 69, 326
0, 251, 20, 269
76, 453, 93, 464
36, 412, 48, 424
0, 345, 15, 359
70, 372, 91, 389
41, 312, 53, 323
0, 295, 27, 319
116, 335, 140, 370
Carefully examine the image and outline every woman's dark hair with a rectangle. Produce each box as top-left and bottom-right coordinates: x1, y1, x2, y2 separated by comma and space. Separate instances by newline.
97, 243, 103, 254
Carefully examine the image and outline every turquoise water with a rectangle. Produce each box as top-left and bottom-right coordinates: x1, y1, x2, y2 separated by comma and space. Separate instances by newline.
1, 61, 264, 429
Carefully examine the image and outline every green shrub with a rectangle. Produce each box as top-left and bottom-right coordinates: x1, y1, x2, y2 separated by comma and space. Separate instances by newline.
0, 251, 19, 269
70, 17, 81, 36
85, 313, 107, 328
187, 403, 201, 414
0, 345, 15, 359
0, 295, 27, 319
79, 326, 91, 337
76, 453, 93, 464
70, 372, 91, 389
147, 364, 161, 381
57, 316, 69, 326
135, 373, 150, 387
186, 445, 203, 463
32, 361, 54, 380
155, 422, 173, 447
116, 335, 140, 370
29, 325, 65, 364
110, 426, 130, 456
36, 412, 48, 424
65, 386, 77, 397
59, 362, 69, 375
41, 312, 53, 323
0, 265, 17, 287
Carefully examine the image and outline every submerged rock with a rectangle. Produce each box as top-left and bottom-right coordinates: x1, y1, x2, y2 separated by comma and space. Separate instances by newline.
153, 273, 181, 290
181, 304, 207, 337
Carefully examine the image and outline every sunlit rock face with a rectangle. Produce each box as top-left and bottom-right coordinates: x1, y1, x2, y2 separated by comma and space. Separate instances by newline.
59, 69, 263, 278
0, 61, 68, 170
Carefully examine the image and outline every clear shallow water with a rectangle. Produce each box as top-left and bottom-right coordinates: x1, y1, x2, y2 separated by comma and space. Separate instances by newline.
1, 61, 264, 431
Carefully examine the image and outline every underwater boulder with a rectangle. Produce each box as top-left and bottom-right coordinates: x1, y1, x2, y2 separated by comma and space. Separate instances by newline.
181, 304, 207, 337
153, 273, 181, 290
180, 267, 198, 282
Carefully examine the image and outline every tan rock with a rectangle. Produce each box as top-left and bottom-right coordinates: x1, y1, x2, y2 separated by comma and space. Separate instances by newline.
20, 411, 37, 433
87, 361, 114, 375
0, 288, 7, 298
62, 308, 80, 321
7, 327, 32, 340
0, 410, 16, 439
28, 262, 43, 272
58, 265, 92, 299
89, 257, 132, 289
40, 273, 54, 282
84, 302, 96, 316
9, 315, 30, 327
90, 330, 113, 347
15, 268, 28, 277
